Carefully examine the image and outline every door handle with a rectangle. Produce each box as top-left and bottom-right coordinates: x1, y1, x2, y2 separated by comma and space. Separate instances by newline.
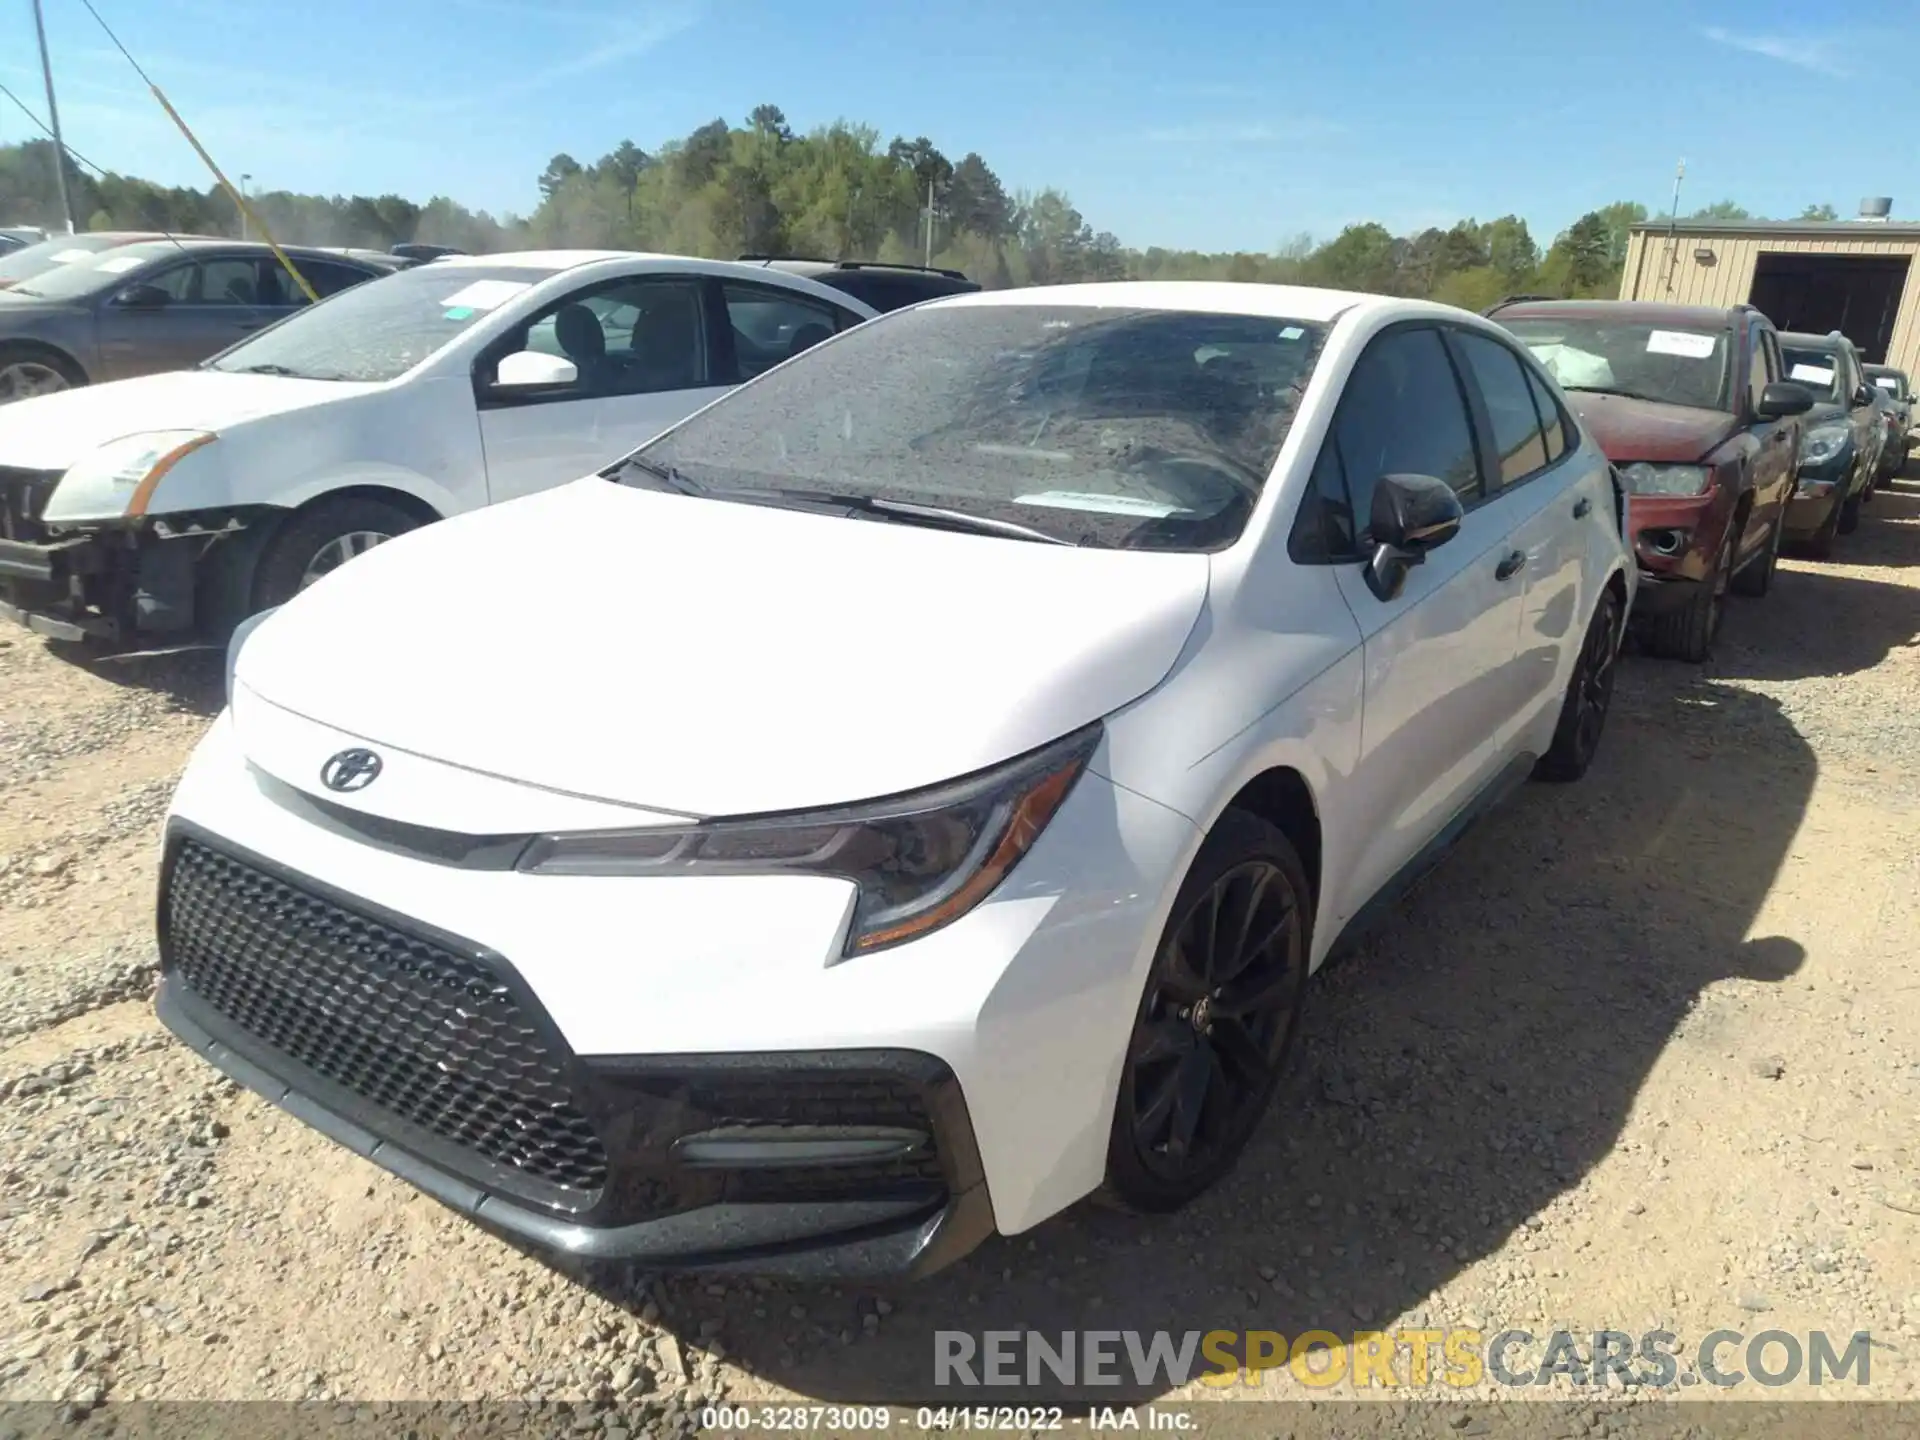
1494, 549, 1526, 581
1572, 497, 1592, 518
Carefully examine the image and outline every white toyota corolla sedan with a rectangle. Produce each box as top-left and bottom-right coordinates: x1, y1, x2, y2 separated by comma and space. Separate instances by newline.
157, 281, 1635, 1279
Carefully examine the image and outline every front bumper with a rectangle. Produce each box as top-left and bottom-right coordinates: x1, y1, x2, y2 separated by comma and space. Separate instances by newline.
1622, 490, 1723, 617
157, 710, 1199, 1270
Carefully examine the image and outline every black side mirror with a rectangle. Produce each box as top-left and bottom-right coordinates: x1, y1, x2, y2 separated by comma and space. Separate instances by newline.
1756, 381, 1815, 419
1855, 384, 1877, 407
113, 283, 171, 309
1364, 473, 1464, 601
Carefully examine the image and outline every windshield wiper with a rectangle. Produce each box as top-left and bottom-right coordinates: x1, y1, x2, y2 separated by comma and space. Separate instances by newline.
1561, 383, 1674, 406
615, 455, 704, 494
761, 487, 1073, 545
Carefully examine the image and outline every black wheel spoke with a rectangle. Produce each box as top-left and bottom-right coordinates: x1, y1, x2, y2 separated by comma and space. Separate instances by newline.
1209, 1015, 1272, 1087
1218, 965, 1295, 1019
1165, 1047, 1212, 1158
1160, 937, 1210, 1003
1219, 869, 1273, 981
1131, 1018, 1194, 1067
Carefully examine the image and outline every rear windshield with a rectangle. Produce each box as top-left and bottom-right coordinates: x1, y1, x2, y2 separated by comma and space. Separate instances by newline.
206, 264, 557, 382
1781, 347, 1843, 401
0, 241, 192, 301
1502, 316, 1732, 411
0, 235, 148, 287
631, 303, 1328, 551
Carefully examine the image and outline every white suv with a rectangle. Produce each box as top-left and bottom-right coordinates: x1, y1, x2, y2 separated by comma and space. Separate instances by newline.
0, 251, 875, 649
158, 281, 1634, 1278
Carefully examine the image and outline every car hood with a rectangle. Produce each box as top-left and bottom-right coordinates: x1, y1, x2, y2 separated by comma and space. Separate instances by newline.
234, 478, 1213, 817
1562, 392, 1739, 464
0, 368, 375, 472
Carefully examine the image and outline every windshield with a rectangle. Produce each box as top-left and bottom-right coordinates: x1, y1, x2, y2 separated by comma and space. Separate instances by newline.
207, 264, 556, 382
0, 235, 149, 288
1867, 367, 1909, 399
1503, 317, 1732, 411
0, 241, 193, 301
630, 303, 1327, 551
1781, 347, 1843, 402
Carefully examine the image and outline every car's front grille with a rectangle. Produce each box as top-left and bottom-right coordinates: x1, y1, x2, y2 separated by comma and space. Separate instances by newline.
161, 838, 609, 1198
0, 466, 62, 544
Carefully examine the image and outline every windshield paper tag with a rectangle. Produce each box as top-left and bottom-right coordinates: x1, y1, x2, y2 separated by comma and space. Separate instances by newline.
1646, 330, 1716, 359
437, 279, 530, 312
49, 248, 93, 263
1015, 491, 1188, 518
1791, 363, 1836, 385
96, 255, 148, 274
1875, 376, 1899, 389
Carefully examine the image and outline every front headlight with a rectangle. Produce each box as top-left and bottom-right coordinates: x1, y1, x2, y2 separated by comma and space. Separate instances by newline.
1617, 462, 1712, 496
1799, 423, 1851, 467
517, 722, 1103, 958
224, 606, 281, 706
59, 430, 216, 517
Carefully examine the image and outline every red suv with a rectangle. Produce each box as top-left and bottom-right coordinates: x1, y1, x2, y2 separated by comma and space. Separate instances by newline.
1488, 300, 1814, 661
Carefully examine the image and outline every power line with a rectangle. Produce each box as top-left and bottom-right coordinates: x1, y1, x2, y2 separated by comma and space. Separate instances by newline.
0, 80, 106, 177
73, 0, 160, 90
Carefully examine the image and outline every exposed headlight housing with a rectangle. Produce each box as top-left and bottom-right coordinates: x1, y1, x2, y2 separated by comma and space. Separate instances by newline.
1616, 462, 1713, 496
517, 722, 1103, 958
1798, 423, 1851, 467
58, 430, 217, 518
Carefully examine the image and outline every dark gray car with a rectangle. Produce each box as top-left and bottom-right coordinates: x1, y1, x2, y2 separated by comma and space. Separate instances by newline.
0, 241, 398, 404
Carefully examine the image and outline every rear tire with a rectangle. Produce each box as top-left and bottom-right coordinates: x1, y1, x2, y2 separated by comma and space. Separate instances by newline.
1534, 585, 1623, 784
252, 496, 422, 611
1099, 809, 1310, 1215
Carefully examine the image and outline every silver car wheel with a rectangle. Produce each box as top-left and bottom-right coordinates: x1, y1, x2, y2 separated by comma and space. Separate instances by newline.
299, 531, 392, 590
0, 361, 70, 404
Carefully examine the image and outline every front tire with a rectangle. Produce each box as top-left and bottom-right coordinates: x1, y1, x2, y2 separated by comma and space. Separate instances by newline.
0, 344, 84, 405
252, 496, 422, 610
1642, 525, 1732, 662
1729, 512, 1780, 598
1534, 584, 1623, 783
1837, 492, 1862, 535
1101, 809, 1310, 1214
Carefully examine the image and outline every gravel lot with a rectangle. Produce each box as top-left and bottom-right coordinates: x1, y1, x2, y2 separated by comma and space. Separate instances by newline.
2, 479, 1919, 1430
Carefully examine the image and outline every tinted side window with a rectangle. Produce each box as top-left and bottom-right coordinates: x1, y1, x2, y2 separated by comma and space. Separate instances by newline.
142, 262, 198, 302
196, 258, 262, 305
1289, 432, 1358, 561
1335, 327, 1482, 527
1524, 367, 1568, 464
267, 259, 375, 307
1454, 331, 1549, 487
721, 283, 846, 380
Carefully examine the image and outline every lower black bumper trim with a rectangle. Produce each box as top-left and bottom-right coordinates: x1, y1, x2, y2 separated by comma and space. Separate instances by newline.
155, 975, 996, 1278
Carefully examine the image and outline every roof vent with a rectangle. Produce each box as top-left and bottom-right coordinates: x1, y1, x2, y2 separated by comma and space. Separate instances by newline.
1858, 197, 1893, 221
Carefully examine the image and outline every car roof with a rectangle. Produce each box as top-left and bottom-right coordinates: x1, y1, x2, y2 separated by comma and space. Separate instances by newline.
1779, 330, 1856, 350
1864, 362, 1907, 376
1491, 298, 1744, 328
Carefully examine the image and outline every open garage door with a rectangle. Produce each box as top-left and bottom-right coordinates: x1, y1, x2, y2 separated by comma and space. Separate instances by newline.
1748, 253, 1910, 362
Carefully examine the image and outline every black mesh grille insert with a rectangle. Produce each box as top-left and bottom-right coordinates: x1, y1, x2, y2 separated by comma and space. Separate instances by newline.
163, 838, 608, 1195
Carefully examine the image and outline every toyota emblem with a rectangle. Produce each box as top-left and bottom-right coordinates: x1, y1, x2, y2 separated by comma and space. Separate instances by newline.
320, 748, 383, 793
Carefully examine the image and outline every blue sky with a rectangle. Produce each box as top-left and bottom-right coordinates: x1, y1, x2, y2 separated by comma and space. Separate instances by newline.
0, 0, 1899, 252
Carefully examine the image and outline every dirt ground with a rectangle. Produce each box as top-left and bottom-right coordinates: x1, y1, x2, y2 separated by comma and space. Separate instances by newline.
2, 475, 1919, 1430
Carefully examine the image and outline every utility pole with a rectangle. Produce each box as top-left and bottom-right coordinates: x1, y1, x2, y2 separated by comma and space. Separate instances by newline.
239, 174, 251, 240
924, 176, 936, 268
1661, 158, 1686, 294
30, 0, 76, 234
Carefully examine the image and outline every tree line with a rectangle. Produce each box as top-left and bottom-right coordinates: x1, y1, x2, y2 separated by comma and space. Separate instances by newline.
0, 108, 1846, 305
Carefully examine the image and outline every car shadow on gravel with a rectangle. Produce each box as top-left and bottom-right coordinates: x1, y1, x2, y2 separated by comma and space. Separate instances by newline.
42, 641, 225, 718
549, 663, 1816, 1407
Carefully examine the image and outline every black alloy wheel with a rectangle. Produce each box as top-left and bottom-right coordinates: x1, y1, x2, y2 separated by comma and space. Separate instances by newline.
1534, 585, 1623, 783
1103, 810, 1309, 1212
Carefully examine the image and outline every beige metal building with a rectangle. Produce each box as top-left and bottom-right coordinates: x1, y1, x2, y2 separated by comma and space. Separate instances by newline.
1619, 205, 1920, 374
